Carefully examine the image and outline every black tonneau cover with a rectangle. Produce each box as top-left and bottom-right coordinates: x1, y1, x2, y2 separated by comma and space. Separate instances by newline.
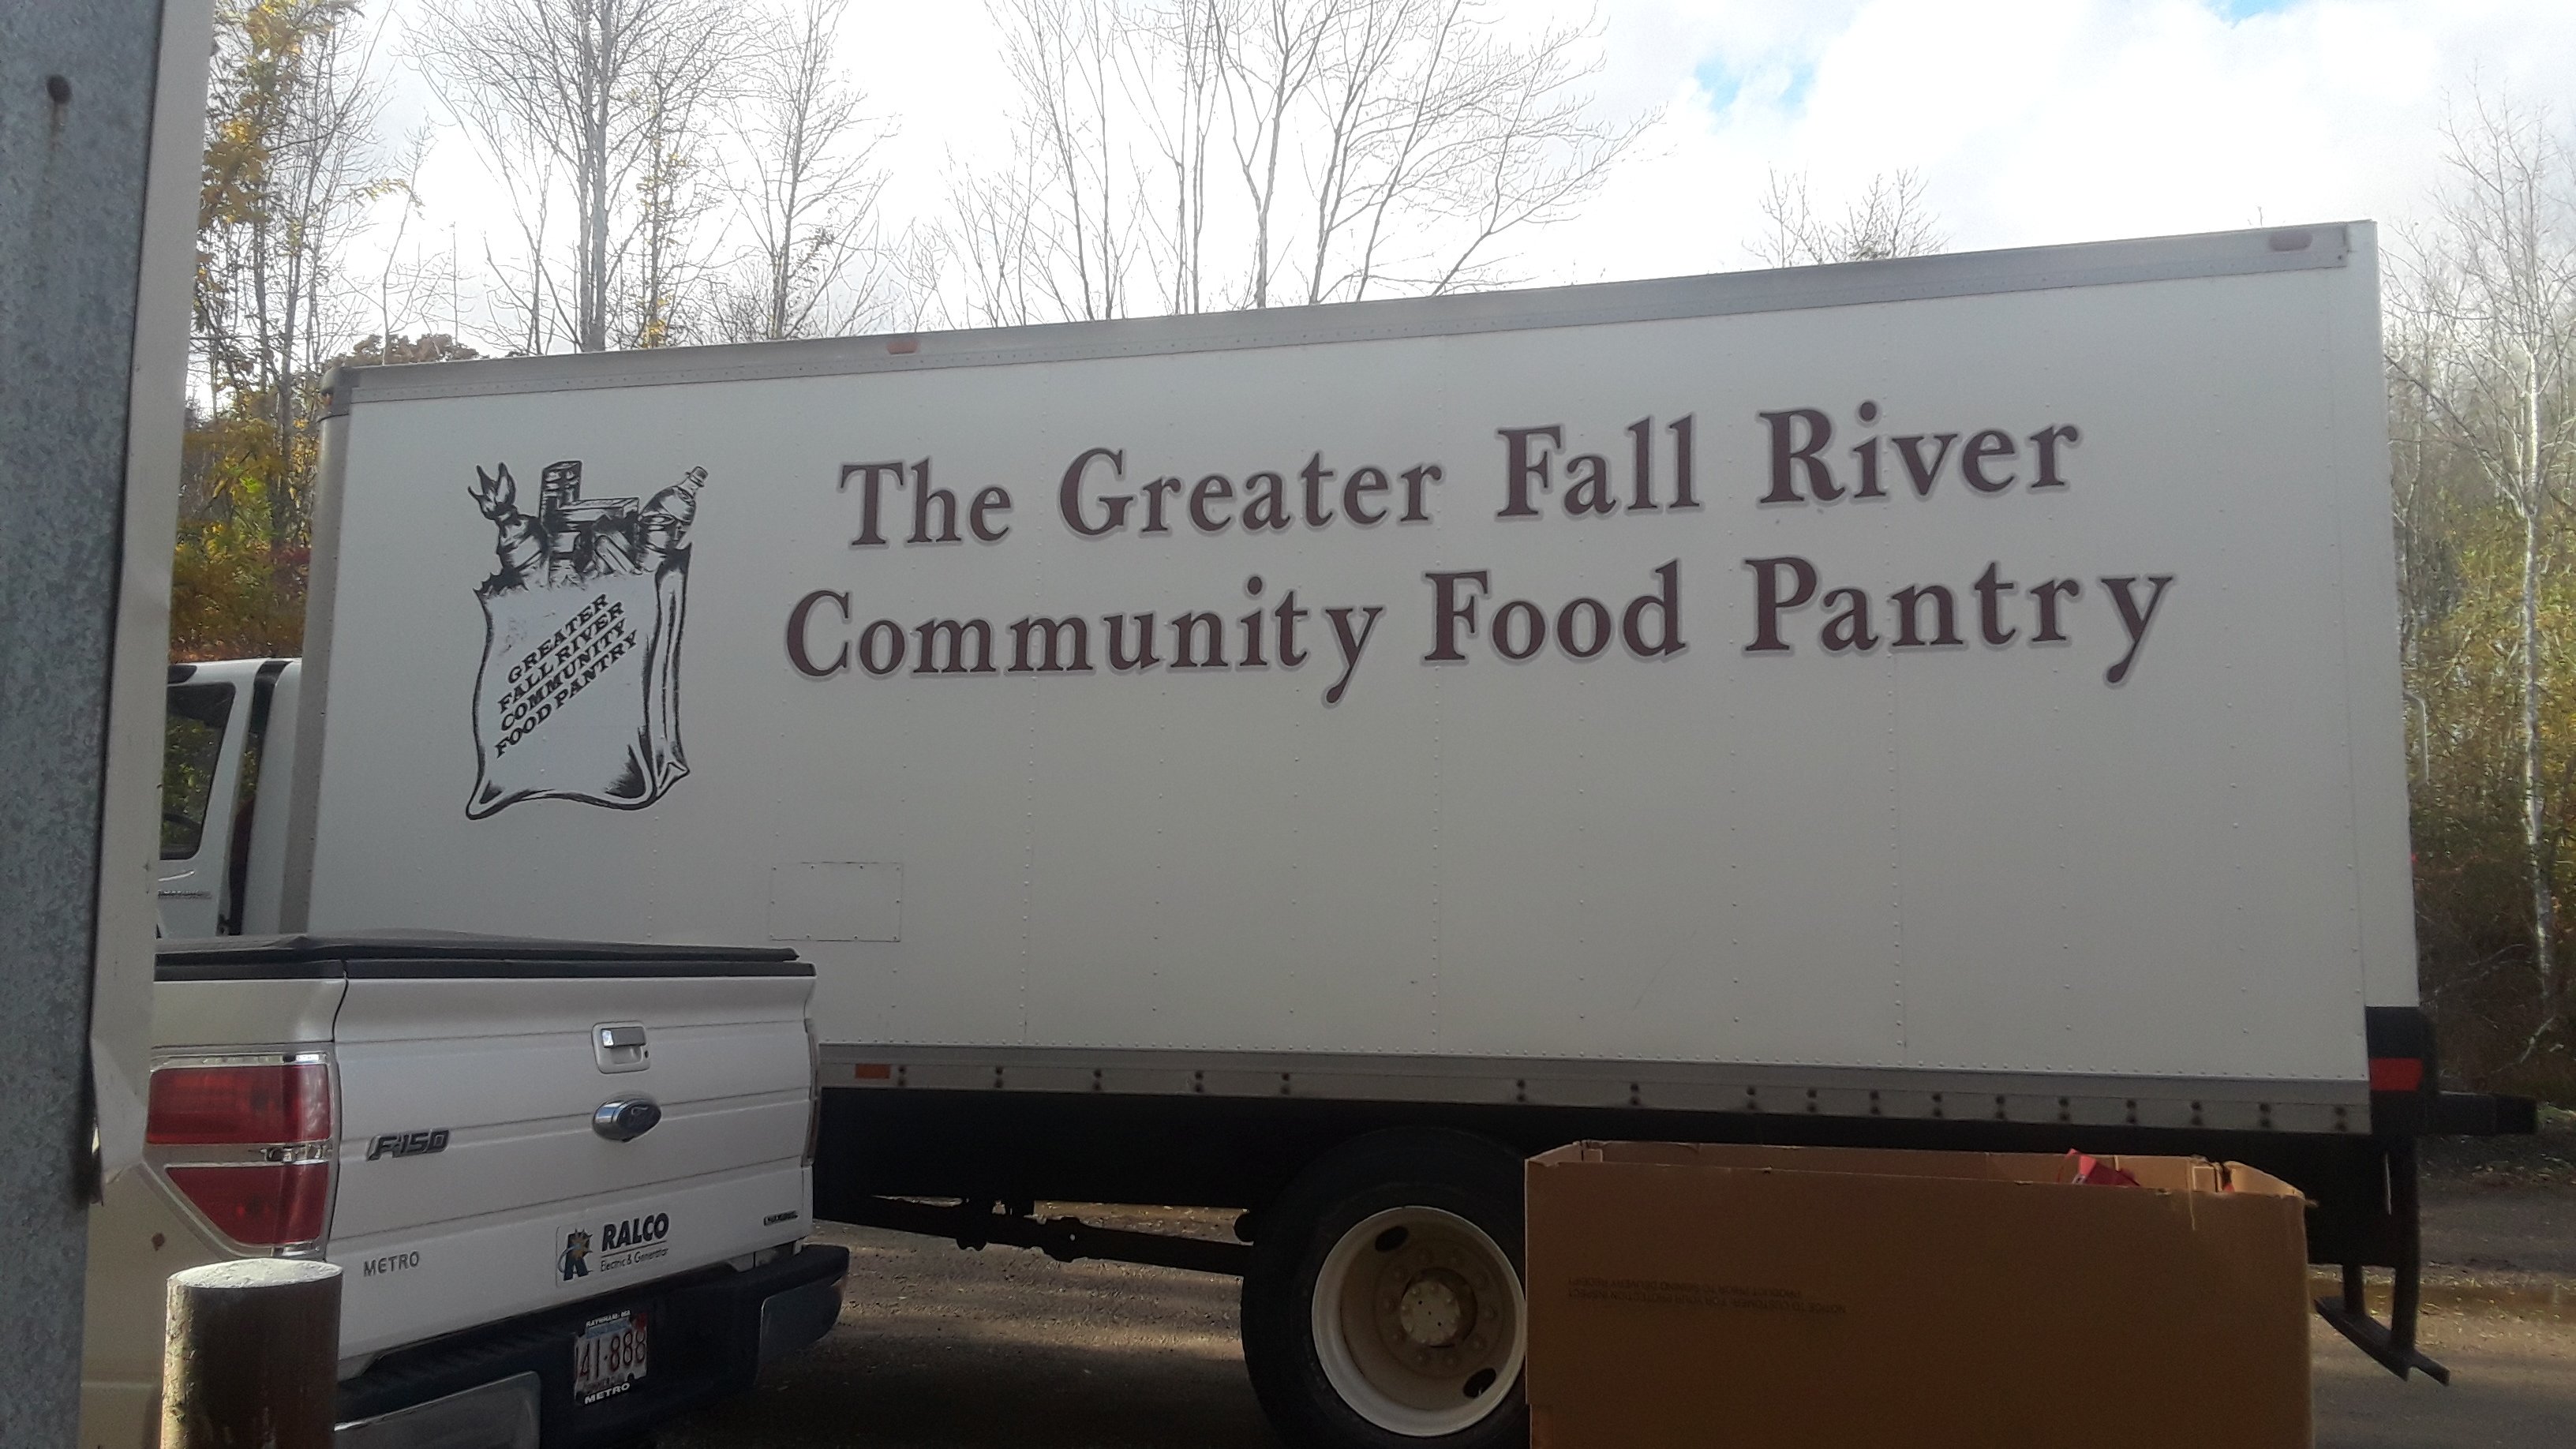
157, 931, 807, 981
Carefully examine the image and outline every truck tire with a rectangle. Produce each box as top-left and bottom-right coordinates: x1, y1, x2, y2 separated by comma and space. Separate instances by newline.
1240, 1129, 1527, 1449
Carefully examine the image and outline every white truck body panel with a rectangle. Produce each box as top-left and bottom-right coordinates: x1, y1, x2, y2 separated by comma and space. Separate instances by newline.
288, 224, 2406, 1119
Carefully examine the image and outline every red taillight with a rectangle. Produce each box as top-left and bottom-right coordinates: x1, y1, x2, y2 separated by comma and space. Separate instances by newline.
148, 1063, 331, 1144
148, 1058, 334, 1250
163, 1164, 331, 1245
2369, 1056, 2425, 1093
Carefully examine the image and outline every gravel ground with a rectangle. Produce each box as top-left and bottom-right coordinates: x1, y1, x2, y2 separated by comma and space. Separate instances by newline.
668, 1135, 2576, 1449
2314, 1133, 2576, 1448
665, 1219, 1270, 1449
2315, 1310, 2576, 1448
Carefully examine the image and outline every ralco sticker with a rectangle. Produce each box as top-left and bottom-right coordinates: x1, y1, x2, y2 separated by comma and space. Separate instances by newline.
558, 1211, 672, 1282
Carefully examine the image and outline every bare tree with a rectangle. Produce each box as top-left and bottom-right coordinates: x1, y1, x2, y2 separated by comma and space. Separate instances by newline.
984, 0, 1143, 320
369, 125, 464, 350
195, 0, 393, 540
1302, 0, 1435, 302
938, 154, 1049, 328
414, 0, 752, 351
2388, 92, 2576, 1048
923, 0, 1140, 325
623, 80, 725, 347
716, 0, 897, 341
1219, 0, 1339, 307
1267, 2, 1652, 303
480, 175, 564, 354
956, 0, 1647, 320
1405, 9, 1649, 296
1753, 167, 1945, 267
2385, 293, 2450, 763
1129, 0, 1232, 313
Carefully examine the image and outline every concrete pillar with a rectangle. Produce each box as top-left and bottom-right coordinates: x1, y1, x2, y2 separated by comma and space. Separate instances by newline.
0, 1, 209, 1442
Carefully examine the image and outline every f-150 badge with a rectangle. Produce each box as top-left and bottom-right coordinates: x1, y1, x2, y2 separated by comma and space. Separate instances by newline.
365, 1129, 450, 1161
465, 459, 703, 818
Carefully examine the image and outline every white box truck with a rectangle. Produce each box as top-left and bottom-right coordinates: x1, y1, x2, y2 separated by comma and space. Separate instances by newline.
170, 223, 2527, 1448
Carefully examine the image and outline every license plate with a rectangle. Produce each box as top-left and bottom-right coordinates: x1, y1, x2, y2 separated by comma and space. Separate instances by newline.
574, 1311, 647, 1403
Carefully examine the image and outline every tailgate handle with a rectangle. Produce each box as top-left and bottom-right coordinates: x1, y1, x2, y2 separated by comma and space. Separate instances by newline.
594, 1022, 649, 1073
593, 1098, 662, 1142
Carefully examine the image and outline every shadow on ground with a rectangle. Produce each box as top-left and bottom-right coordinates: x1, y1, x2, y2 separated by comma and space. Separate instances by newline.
663, 1223, 1275, 1449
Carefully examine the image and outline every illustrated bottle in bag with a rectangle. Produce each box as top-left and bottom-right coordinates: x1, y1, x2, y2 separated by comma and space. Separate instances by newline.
635, 467, 707, 571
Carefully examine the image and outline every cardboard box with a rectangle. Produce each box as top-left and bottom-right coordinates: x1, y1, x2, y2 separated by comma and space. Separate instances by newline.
1526, 1142, 2310, 1449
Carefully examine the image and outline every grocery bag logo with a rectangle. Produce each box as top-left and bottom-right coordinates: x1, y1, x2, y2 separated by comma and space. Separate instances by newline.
466, 459, 705, 818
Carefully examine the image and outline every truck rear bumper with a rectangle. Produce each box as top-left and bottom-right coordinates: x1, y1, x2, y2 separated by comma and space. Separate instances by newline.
338, 1373, 541, 1449
334, 1242, 848, 1448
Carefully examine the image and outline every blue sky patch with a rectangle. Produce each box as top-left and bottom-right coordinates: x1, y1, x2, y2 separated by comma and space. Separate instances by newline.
1694, 59, 1741, 112
1693, 58, 1815, 116
2211, 0, 2299, 18
1779, 62, 1815, 112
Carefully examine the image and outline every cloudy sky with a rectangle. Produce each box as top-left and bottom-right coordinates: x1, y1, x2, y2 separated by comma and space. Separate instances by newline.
378, 0, 2576, 334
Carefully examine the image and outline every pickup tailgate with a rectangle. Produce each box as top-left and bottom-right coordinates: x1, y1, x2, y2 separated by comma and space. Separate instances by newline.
324, 940, 814, 1357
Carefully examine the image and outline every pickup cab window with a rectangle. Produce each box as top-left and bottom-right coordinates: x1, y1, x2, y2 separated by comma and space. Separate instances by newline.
162, 683, 233, 859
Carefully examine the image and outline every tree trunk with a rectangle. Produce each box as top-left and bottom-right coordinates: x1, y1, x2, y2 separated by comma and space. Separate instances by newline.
583, 112, 610, 350
581, 7, 615, 353
1251, 93, 1288, 307
2523, 358, 2555, 1023
768, 156, 794, 340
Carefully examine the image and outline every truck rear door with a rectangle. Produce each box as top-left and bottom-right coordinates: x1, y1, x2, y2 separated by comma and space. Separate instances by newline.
321, 939, 814, 1358
159, 659, 293, 938
156, 665, 251, 938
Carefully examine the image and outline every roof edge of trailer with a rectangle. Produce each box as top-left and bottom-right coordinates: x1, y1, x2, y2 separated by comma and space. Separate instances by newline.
324, 221, 2363, 416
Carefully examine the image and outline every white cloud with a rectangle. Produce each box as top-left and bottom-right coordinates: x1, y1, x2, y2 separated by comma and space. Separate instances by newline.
1564, 0, 2576, 284
354, 0, 2576, 343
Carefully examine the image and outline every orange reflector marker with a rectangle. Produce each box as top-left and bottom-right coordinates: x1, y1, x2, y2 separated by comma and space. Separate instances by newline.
2368, 1057, 2424, 1092
851, 1063, 892, 1080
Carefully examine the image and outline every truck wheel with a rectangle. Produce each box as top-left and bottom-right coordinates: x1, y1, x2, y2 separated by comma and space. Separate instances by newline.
1241, 1130, 1526, 1449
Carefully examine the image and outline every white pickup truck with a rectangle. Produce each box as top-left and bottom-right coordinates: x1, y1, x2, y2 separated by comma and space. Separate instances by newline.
79, 915, 844, 1446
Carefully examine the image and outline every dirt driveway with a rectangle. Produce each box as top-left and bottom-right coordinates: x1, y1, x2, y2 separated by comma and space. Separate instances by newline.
671, 1176, 2576, 1448
2311, 1162, 2576, 1447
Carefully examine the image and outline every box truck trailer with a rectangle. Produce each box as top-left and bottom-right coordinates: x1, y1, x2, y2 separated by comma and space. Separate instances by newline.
165, 223, 2528, 1448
